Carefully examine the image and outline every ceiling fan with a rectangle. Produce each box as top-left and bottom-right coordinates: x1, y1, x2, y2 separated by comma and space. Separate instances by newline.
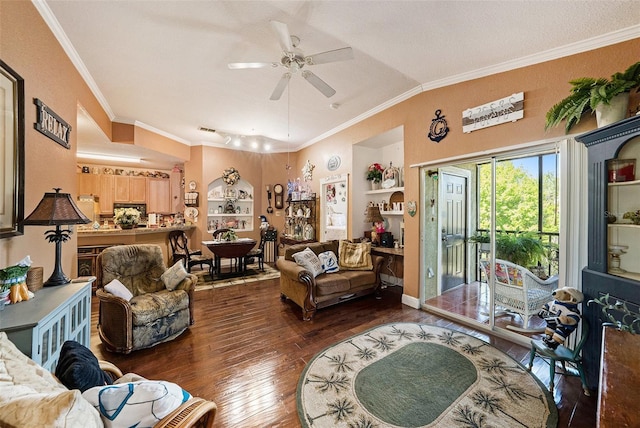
228, 21, 353, 100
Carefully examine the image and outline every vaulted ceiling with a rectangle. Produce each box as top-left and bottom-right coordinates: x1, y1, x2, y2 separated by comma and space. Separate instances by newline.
40, 1, 640, 166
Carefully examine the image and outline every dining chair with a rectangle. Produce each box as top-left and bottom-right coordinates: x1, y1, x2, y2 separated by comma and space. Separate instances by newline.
168, 230, 215, 277
243, 227, 277, 271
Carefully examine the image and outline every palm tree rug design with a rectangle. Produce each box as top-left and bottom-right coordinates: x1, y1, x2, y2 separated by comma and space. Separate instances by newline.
193, 263, 280, 291
297, 323, 557, 428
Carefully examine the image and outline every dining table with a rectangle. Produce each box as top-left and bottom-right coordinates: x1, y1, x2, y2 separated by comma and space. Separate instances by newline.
202, 238, 257, 277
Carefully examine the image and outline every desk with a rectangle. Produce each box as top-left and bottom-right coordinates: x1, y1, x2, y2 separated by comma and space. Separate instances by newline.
203, 239, 257, 277
371, 246, 404, 286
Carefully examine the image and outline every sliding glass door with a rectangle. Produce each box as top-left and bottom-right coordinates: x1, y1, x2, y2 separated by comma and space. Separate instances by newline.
422, 146, 561, 340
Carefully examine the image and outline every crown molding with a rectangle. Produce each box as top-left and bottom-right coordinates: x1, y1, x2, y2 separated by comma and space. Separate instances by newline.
33, 0, 115, 120
420, 24, 640, 92
301, 85, 423, 149
305, 25, 640, 148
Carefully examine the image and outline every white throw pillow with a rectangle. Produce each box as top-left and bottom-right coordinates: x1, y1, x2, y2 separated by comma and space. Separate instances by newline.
161, 261, 188, 291
104, 279, 133, 301
292, 247, 324, 278
82, 380, 191, 428
318, 251, 339, 273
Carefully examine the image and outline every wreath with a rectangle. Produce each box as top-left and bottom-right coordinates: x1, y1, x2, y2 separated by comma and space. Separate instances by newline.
222, 167, 240, 186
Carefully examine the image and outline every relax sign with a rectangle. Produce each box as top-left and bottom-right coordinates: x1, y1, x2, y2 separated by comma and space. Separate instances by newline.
34, 98, 71, 149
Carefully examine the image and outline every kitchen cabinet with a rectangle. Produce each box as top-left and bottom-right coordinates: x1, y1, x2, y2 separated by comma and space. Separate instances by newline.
147, 177, 171, 213
130, 176, 147, 202
575, 114, 640, 389
114, 176, 147, 203
169, 171, 183, 213
99, 174, 115, 214
114, 175, 130, 201
79, 172, 171, 215
77, 172, 100, 196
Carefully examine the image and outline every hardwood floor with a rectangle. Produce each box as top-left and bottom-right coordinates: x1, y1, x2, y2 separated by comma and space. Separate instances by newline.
90, 271, 597, 427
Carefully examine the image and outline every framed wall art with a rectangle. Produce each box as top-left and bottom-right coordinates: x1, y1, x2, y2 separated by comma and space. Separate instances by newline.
0, 59, 25, 239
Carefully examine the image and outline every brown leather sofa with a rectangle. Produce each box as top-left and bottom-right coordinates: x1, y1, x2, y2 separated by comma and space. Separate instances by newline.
276, 240, 383, 320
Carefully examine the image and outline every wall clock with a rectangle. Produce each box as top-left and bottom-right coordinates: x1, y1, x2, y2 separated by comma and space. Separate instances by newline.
274, 183, 284, 209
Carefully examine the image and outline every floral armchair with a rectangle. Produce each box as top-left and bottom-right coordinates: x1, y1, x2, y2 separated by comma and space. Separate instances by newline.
96, 244, 198, 354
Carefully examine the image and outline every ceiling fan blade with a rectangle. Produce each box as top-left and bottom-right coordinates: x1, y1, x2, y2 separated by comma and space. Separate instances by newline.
228, 62, 278, 70
306, 47, 354, 65
270, 20, 293, 52
301, 70, 336, 98
270, 73, 291, 101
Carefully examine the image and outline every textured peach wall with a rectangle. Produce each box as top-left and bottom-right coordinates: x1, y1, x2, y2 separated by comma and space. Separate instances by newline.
296, 38, 640, 301
0, 1, 109, 276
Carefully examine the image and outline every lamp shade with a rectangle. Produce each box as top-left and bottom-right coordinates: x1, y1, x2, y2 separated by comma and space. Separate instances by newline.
22, 189, 90, 287
364, 206, 384, 224
23, 188, 91, 226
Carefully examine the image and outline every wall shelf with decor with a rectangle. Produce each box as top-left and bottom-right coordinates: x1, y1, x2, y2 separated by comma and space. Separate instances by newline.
365, 186, 404, 195
352, 128, 404, 241
206, 178, 253, 232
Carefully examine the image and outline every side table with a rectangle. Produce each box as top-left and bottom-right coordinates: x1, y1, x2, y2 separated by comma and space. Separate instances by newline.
0, 280, 93, 372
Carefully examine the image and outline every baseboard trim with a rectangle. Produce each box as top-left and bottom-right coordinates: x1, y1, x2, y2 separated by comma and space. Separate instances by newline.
401, 293, 421, 309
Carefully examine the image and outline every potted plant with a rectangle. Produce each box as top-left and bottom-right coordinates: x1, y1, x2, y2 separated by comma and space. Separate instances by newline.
588, 294, 639, 334
495, 232, 547, 269
545, 61, 640, 133
114, 208, 141, 229
468, 232, 491, 253
366, 163, 384, 190
221, 229, 238, 241
469, 231, 548, 273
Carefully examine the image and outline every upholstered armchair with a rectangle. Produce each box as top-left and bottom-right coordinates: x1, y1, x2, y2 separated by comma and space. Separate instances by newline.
96, 244, 198, 354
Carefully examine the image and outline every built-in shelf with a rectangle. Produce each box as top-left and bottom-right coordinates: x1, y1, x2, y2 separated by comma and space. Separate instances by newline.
608, 223, 640, 228
365, 186, 404, 195
608, 270, 640, 281
207, 178, 254, 231
608, 179, 640, 187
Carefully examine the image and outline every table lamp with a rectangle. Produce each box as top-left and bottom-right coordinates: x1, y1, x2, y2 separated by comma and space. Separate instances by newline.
365, 206, 385, 245
22, 188, 91, 286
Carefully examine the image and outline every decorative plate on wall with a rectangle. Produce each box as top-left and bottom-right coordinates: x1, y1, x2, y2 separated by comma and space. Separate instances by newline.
327, 155, 341, 171
184, 207, 198, 220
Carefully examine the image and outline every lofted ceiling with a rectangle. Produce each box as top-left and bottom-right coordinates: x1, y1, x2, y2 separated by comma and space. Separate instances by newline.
39, 1, 640, 168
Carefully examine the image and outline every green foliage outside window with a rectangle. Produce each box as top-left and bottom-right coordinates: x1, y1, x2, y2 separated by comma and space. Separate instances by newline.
477, 156, 559, 234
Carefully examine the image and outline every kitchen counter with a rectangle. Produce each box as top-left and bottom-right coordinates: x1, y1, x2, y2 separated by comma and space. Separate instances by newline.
77, 224, 195, 237
77, 225, 196, 266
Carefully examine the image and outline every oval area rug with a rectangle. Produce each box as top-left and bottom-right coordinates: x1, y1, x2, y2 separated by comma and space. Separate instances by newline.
297, 323, 557, 428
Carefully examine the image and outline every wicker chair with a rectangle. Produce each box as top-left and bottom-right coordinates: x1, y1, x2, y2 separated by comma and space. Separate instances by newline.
99, 360, 217, 427
479, 259, 558, 332
96, 244, 198, 354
